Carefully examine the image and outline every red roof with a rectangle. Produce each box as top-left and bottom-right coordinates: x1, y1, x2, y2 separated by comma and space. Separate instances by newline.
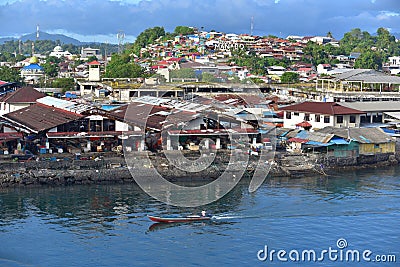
280, 102, 365, 115
298, 68, 312, 72
288, 137, 308, 143
88, 60, 100, 65
0, 132, 23, 142
0, 80, 8, 85
166, 57, 183, 62
296, 121, 312, 127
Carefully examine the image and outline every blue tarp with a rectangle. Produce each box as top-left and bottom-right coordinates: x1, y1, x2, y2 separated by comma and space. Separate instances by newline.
305, 141, 332, 147
330, 137, 350, 145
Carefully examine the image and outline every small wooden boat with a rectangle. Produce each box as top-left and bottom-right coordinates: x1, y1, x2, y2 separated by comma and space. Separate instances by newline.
147, 215, 212, 223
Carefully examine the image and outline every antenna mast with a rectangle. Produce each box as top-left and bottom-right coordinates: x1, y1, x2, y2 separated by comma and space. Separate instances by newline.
117, 30, 125, 54
36, 24, 40, 40
250, 16, 254, 36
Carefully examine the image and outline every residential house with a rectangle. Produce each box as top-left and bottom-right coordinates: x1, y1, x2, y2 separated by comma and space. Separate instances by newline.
280, 102, 365, 129
0, 86, 46, 116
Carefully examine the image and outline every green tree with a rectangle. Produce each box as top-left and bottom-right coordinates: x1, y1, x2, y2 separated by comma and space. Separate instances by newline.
0, 66, 22, 83
130, 26, 166, 56
280, 72, 299, 84
104, 53, 144, 78
201, 72, 217, 83
174, 26, 195, 35
86, 55, 98, 63
51, 78, 75, 93
42, 56, 60, 78
354, 51, 382, 70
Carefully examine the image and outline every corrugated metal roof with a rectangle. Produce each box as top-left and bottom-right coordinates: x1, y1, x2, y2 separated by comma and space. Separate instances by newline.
295, 130, 334, 143
332, 69, 400, 84
37, 96, 91, 114
2, 103, 83, 133
317, 126, 394, 144
340, 102, 400, 112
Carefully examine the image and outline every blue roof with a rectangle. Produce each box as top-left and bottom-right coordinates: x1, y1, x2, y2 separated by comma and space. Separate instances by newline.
22, 64, 43, 70
330, 137, 350, 145
305, 141, 332, 147
296, 130, 309, 139
263, 111, 277, 117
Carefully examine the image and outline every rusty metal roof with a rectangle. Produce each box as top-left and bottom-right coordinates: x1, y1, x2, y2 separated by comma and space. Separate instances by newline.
2, 103, 83, 133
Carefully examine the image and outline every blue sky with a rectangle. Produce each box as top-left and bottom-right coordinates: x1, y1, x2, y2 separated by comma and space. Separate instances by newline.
0, 0, 399, 43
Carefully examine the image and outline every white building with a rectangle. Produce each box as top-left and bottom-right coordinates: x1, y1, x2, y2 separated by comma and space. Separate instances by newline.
49, 46, 73, 60
280, 102, 365, 129
385, 56, 400, 75
81, 47, 102, 60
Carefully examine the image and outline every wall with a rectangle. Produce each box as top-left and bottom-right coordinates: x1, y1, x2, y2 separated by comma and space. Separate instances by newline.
359, 142, 395, 155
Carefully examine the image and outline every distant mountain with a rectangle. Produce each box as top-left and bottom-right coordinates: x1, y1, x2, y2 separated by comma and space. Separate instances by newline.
0, 37, 17, 44
20, 31, 82, 45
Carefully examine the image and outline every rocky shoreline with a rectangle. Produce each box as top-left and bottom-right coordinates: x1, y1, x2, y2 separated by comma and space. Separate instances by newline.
0, 150, 399, 188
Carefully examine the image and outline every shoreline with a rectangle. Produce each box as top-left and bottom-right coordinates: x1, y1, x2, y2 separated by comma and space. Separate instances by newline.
0, 150, 398, 188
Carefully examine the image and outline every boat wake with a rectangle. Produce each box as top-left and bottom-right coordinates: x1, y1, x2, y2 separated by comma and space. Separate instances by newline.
211, 213, 261, 220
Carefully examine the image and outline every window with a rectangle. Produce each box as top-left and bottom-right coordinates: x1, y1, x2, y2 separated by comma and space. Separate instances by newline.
304, 114, 310, 121
293, 112, 299, 116
286, 112, 291, 119
350, 115, 356, 123
324, 116, 330, 123
315, 114, 320, 122
336, 115, 343, 124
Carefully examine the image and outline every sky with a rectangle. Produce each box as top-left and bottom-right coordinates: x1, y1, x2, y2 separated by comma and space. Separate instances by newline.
0, 0, 399, 43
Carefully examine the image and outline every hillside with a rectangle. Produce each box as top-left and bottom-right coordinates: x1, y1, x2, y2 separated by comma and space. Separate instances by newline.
0, 31, 82, 45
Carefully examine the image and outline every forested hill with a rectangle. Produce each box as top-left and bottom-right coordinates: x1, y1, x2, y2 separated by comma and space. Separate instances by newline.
0, 31, 81, 45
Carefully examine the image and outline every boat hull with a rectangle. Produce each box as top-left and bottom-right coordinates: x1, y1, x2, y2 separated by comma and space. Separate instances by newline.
148, 215, 211, 223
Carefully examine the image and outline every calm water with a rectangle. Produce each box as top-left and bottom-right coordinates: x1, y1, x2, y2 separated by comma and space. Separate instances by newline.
0, 167, 399, 266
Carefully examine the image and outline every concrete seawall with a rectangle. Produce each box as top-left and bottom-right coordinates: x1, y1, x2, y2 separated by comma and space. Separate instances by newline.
0, 151, 398, 188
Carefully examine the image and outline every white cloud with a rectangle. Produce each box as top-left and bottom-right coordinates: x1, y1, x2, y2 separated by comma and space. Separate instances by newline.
377, 11, 400, 20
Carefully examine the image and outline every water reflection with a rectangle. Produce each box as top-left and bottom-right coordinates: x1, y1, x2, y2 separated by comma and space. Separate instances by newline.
1, 166, 400, 235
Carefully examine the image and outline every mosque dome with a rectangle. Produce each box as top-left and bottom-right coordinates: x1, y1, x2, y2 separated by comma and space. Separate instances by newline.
29, 56, 39, 64
54, 45, 63, 52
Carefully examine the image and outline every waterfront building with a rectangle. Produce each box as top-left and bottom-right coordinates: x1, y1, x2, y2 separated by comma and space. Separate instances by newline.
280, 102, 365, 129
317, 127, 395, 155
339, 101, 400, 125
0, 96, 137, 154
